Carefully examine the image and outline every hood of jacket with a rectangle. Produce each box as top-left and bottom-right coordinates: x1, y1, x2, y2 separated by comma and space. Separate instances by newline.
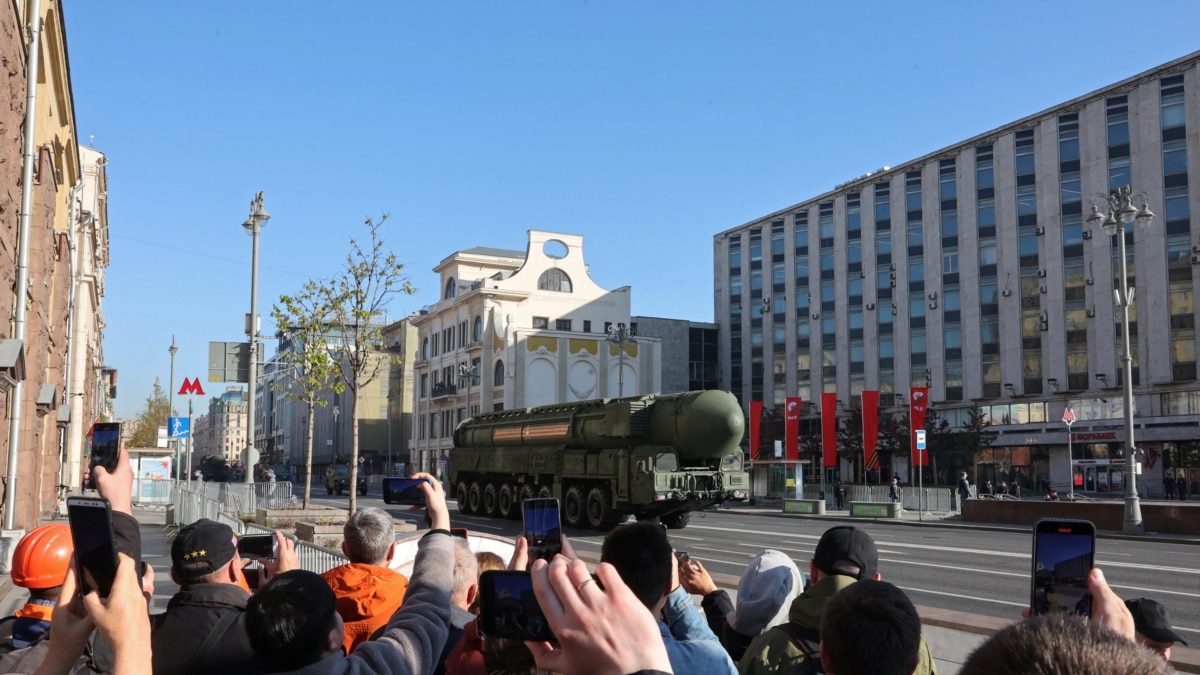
786, 573, 859, 629
729, 549, 805, 636
320, 562, 409, 622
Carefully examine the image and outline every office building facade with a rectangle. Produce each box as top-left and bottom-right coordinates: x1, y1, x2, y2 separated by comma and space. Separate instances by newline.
715, 51, 1200, 496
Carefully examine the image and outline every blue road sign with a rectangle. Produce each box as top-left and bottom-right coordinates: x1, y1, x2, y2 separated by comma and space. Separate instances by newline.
169, 416, 190, 439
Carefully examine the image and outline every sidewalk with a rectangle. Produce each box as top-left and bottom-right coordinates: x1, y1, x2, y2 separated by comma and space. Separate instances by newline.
719, 498, 1200, 545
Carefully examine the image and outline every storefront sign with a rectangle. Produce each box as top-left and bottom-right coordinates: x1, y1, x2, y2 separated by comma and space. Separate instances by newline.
1072, 432, 1117, 442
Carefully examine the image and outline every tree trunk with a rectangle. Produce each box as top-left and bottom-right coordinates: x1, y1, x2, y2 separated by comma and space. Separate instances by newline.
304, 394, 315, 508
348, 386, 360, 514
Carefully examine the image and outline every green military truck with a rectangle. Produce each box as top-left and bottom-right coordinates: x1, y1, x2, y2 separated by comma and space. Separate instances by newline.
449, 389, 750, 530
324, 463, 367, 496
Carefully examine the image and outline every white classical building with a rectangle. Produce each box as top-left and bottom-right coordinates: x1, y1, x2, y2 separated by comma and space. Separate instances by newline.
408, 230, 661, 475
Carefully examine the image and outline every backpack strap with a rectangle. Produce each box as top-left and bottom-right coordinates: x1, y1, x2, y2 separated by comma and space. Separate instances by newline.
191, 610, 242, 664
776, 621, 822, 661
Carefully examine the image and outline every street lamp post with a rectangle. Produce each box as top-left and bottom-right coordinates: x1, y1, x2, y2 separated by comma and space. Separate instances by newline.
606, 323, 636, 397
460, 362, 478, 419
168, 336, 178, 481
332, 404, 340, 461
387, 391, 394, 477
243, 192, 270, 485
1087, 185, 1154, 535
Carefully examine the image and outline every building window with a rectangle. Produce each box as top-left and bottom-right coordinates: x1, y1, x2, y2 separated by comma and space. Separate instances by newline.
473, 316, 483, 342
532, 316, 549, 330
556, 319, 572, 331
583, 320, 592, 333
444, 277, 456, 299
493, 360, 505, 387
538, 269, 573, 292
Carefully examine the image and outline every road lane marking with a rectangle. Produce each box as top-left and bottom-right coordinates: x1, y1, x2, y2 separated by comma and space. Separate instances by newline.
878, 557, 1026, 578
1108, 583, 1200, 599
898, 585, 1027, 608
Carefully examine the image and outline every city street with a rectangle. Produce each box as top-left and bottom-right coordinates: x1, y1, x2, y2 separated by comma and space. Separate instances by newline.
302, 486, 1200, 642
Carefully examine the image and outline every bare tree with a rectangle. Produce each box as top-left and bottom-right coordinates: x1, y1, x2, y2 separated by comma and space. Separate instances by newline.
321, 216, 414, 513
271, 281, 344, 508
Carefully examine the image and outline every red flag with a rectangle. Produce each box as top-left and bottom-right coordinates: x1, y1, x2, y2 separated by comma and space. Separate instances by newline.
784, 397, 801, 461
822, 393, 838, 468
862, 391, 879, 470
750, 400, 763, 458
910, 387, 929, 466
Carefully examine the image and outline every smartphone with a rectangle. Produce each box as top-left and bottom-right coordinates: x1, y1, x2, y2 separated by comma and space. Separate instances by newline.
522, 498, 562, 562
675, 550, 699, 570
242, 565, 263, 591
386, 477, 430, 506
477, 570, 555, 641
1030, 518, 1096, 617
88, 422, 122, 482
237, 534, 278, 560
66, 497, 119, 597
450, 527, 469, 539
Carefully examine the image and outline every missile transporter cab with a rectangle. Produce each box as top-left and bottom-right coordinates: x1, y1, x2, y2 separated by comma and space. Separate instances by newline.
449, 390, 749, 530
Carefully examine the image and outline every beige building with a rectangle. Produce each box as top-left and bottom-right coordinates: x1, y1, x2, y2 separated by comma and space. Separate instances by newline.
409, 230, 661, 475
193, 388, 248, 465
381, 319, 418, 474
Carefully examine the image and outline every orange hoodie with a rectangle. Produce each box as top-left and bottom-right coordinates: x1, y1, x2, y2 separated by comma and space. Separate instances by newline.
320, 562, 410, 653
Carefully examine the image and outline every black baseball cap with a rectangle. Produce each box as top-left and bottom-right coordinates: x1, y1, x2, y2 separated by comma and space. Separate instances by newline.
1126, 598, 1187, 645
813, 526, 878, 580
172, 518, 237, 581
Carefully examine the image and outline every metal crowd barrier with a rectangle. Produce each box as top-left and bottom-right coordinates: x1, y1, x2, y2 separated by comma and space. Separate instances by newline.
802, 484, 960, 511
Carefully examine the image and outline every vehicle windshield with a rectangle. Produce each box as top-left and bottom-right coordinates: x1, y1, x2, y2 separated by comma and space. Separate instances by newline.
721, 453, 743, 472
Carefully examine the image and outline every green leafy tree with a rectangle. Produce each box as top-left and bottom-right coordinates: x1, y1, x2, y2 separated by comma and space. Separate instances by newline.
128, 380, 172, 448
836, 409, 864, 482
925, 409, 955, 484
876, 414, 910, 480
800, 420, 823, 485
272, 282, 345, 508
954, 405, 997, 483
320, 216, 415, 513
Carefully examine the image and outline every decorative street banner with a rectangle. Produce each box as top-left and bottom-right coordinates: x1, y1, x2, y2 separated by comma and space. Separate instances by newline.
910, 387, 929, 465
821, 393, 838, 468
862, 390, 880, 471
168, 416, 190, 439
749, 400, 763, 459
784, 397, 801, 461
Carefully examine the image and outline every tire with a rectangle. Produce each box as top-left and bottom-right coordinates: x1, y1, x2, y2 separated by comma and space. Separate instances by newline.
456, 482, 473, 515
661, 511, 691, 530
497, 483, 519, 520
519, 484, 536, 507
326, 483, 333, 495
468, 482, 483, 514
537, 484, 554, 499
483, 483, 499, 516
358, 486, 367, 496
382, 488, 392, 505
563, 486, 585, 528
337, 487, 344, 496
585, 486, 622, 531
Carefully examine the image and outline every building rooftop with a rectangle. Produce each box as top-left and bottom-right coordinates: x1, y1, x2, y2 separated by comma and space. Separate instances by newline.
458, 246, 526, 259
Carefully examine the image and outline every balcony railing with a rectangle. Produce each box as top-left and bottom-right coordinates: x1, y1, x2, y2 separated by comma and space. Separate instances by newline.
431, 382, 458, 399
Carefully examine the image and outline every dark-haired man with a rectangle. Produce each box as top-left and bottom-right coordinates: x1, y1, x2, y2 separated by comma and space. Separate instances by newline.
245, 472, 454, 675
739, 525, 936, 675
602, 521, 738, 675
820, 580, 922, 675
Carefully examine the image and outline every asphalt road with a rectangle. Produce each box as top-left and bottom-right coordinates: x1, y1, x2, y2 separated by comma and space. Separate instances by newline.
301, 487, 1200, 642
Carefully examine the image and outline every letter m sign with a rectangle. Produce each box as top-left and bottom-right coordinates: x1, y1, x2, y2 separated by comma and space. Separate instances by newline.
178, 378, 206, 396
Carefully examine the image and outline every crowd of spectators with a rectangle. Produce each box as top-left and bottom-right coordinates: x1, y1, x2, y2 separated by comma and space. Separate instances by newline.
0, 446, 1189, 675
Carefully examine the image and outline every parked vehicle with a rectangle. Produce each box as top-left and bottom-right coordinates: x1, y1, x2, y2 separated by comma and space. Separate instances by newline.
449, 390, 749, 530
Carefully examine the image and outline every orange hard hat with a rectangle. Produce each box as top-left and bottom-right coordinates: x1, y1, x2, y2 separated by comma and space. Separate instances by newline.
11, 523, 74, 589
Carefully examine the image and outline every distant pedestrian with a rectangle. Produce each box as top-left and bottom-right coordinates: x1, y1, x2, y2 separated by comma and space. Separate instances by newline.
982, 480, 995, 497
1178, 475, 1188, 501
889, 477, 901, 503
1164, 476, 1175, 501
957, 471, 971, 508
835, 481, 847, 510
999, 481, 1010, 496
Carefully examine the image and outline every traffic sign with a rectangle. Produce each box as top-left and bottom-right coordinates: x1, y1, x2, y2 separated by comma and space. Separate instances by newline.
915, 429, 927, 450
178, 378, 205, 396
168, 416, 190, 439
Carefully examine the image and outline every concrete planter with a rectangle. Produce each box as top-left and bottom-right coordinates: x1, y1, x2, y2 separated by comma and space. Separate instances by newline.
782, 498, 826, 515
255, 505, 347, 529
849, 501, 902, 518
295, 521, 345, 547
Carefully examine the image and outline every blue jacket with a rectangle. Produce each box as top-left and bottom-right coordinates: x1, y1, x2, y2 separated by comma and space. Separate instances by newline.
659, 586, 739, 675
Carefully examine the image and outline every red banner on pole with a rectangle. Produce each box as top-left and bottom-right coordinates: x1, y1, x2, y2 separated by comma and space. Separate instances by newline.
910, 387, 929, 466
862, 391, 879, 471
822, 393, 838, 468
784, 397, 801, 461
749, 400, 763, 458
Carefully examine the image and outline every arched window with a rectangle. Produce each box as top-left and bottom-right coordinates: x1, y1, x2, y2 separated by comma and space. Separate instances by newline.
473, 316, 483, 341
537, 268, 572, 292
493, 360, 505, 387
444, 277, 457, 299
421, 338, 430, 360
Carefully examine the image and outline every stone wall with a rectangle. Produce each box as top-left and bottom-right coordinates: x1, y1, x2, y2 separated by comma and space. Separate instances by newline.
963, 498, 1200, 535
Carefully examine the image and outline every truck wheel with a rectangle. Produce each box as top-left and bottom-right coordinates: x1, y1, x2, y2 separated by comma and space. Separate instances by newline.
382, 487, 392, 504
358, 486, 367, 496
497, 483, 519, 520
661, 511, 691, 529
456, 482, 473, 515
563, 486, 585, 528
326, 484, 333, 495
519, 484, 536, 507
537, 485, 554, 499
483, 483, 499, 516
585, 487, 621, 531
468, 482, 483, 514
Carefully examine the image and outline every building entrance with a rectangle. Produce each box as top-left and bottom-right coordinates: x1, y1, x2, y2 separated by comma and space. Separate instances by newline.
1073, 459, 1125, 493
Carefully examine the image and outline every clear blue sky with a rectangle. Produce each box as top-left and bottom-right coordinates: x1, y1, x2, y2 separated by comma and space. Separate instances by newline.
63, 1, 1200, 419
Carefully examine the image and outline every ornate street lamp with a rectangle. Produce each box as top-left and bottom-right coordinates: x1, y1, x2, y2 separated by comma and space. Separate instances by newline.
1086, 185, 1154, 535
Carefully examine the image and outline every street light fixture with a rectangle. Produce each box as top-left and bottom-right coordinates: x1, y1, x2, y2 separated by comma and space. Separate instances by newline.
332, 404, 340, 461
1087, 184, 1154, 535
459, 362, 478, 420
243, 191, 270, 485
606, 323, 636, 397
